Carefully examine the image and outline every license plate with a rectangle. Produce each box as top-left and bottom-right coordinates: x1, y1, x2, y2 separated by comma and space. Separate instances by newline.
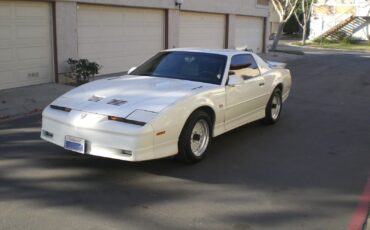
64, 136, 86, 154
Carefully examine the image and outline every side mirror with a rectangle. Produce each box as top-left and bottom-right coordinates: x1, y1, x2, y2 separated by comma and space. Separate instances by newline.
228, 75, 244, 87
127, 67, 137, 74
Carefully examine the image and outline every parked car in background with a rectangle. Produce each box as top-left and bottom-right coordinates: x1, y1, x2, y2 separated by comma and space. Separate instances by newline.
41, 48, 292, 163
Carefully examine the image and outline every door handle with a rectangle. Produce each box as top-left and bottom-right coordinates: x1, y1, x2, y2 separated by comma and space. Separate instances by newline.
259, 82, 265, 86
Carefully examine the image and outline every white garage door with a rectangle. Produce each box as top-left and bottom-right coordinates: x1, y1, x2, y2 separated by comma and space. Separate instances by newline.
77, 5, 165, 75
0, 1, 53, 90
236, 16, 264, 53
180, 12, 226, 48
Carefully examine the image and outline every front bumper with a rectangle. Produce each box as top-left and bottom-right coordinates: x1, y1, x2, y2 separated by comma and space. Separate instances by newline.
41, 107, 175, 161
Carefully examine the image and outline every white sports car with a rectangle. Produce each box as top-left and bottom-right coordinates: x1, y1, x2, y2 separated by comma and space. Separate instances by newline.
41, 48, 291, 163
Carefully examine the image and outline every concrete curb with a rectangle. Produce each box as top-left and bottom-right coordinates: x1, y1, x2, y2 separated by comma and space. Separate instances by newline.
286, 42, 370, 54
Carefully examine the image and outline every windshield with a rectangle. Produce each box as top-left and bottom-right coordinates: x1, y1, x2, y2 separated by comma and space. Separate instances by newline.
130, 51, 227, 85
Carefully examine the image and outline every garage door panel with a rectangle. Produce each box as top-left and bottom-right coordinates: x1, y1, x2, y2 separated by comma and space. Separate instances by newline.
0, 3, 11, 18
180, 12, 225, 48
18, 59, 53, 70
0, 48, 12, 62
16, 26, 49, 39
18, 66, 51, 80
77, 11, 101, 25
236, 16, 264, 53
78, 5, 164, 75
17, 46, 50, 60
100, 12, 123, 24
0, 1, 53, 90
0, 26, 11, 40
79, 45, 124, 59
15, 4, 49, 18
0, 70, 16, 84
78, 42, 160, 58
77, 26, 101, 42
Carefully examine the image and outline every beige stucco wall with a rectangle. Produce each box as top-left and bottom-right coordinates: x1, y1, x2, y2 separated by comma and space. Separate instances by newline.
226, 14, 236, 49
55, 2, 78, 75
269, 2, 280, 35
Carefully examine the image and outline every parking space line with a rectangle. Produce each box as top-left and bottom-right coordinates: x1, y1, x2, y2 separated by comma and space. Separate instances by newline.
348, 177, 370, 230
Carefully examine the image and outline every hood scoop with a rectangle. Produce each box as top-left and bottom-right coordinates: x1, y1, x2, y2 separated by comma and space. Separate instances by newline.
107, 99, 127, 106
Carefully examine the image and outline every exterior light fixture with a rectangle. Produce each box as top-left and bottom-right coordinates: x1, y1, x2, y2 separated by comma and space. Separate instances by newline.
175, 0, 184, 9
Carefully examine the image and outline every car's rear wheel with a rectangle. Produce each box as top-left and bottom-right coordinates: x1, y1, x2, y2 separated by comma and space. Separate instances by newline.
262, 87, 282, 125
176, 110, 212, 163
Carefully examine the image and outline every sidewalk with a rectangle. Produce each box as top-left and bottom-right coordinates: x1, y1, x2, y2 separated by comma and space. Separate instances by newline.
0, 83, 73, 122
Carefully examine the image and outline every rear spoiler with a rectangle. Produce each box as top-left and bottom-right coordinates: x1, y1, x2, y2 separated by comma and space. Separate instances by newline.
267, 61, 287, 69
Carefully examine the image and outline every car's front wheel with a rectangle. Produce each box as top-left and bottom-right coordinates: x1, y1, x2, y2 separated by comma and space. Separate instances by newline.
176, 110, 212, 163
262, 87, 282, 125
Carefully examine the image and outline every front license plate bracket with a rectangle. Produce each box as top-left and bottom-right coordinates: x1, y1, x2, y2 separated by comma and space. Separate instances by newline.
64, 136, 86, 154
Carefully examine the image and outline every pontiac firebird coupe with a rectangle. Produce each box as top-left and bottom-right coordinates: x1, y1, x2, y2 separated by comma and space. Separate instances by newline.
41, 48, 292, 163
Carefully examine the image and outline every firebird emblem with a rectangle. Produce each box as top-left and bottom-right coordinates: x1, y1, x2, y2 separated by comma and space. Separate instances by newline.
80, 113, 87, 119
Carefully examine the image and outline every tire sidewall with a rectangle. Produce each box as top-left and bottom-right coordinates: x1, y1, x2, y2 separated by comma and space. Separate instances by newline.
265, 88, 282, 124
178, 111, 212, 163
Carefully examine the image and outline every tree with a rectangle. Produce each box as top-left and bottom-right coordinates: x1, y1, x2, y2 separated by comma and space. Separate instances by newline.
294, 0, 315, 45
271, 0, 299, 50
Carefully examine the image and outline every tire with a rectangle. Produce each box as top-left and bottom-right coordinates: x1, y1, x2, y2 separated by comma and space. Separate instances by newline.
176, 110, 212, 163
262, 87, 283, 125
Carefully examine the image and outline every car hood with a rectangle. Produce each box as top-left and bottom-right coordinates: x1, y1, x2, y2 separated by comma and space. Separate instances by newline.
51, 75, 214, 118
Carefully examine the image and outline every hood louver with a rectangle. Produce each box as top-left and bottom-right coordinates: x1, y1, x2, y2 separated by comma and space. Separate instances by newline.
107, 99, 127, 106
88, 95, 104, 102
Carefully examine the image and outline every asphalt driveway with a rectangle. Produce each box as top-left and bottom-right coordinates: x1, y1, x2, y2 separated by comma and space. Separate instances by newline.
0, 50, 369, 230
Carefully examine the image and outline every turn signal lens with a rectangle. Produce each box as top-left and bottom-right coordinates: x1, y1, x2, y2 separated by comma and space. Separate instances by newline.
50, 105, 72, 112
108, 116, 123, 122
108, 116, 146, 126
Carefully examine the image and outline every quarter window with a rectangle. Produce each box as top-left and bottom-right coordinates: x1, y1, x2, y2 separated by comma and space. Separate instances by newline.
230, 54, 260, 79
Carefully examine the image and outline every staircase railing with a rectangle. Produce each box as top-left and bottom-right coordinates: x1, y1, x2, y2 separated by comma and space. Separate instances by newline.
315, 3, 370, 39
315, 6, 356, 39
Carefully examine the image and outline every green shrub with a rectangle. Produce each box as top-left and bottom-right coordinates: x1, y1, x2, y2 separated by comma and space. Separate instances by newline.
67, 58, 102, 85
342, 36, 361, 44
313, 37, 337, 44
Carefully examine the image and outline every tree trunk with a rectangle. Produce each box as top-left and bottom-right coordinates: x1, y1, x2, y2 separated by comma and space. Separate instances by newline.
271, 22, 285, 50
301, 26, 307, 45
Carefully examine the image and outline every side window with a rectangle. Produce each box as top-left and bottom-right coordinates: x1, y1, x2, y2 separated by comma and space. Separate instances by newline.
230, 54, 260, 79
